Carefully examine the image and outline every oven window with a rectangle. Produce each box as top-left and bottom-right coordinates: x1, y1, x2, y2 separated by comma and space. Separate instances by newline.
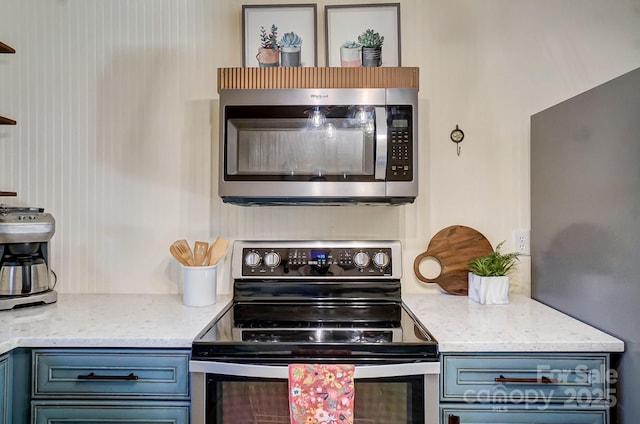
224, 106, 376, 180
206, 375, 425, 423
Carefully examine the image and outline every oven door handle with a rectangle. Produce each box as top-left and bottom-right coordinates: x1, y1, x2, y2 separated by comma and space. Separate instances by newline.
189, 360, 440, 379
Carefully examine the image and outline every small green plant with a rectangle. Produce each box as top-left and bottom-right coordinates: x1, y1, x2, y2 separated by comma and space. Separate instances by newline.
279, 32, 302, 48
342, 40, 361, 49
357, 29, 384, 48
468, 241, 520, 277
259, 24, 278, 50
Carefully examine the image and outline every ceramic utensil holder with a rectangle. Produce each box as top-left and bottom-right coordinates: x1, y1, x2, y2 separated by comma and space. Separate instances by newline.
181, 264, 217, 307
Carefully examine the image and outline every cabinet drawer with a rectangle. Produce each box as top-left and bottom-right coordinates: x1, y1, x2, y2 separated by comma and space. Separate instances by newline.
32, 400, 189, 424
32, 349, 189, 399
441, 405, 607, 424
442, 353, 610, 405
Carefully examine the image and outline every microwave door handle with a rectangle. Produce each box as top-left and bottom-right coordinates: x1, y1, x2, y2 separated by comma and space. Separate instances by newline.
374, 106, 388, 180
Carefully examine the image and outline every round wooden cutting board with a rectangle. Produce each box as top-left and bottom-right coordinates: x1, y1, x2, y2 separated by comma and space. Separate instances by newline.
413, 225, 493, 295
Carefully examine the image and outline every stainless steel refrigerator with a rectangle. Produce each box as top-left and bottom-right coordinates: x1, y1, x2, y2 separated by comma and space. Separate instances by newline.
531, 67, 640, 423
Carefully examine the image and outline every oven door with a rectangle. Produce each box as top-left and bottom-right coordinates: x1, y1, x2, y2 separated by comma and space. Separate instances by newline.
190, 361, 439, 424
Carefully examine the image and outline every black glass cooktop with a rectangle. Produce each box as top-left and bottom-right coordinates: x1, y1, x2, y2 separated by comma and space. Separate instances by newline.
191, 301, 438, 363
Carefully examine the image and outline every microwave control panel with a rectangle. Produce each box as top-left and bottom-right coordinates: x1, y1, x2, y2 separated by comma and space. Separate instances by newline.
386, 106, 413, 181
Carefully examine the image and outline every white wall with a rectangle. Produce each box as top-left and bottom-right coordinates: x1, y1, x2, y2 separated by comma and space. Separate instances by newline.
2, 0, 639, 295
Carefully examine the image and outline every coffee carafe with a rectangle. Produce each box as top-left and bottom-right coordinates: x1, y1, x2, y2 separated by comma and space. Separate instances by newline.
0, 242, 51, 295
0, 205, 57, 308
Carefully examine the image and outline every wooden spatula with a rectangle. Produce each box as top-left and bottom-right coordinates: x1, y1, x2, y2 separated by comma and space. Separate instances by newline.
193, 241, 209, 266
172, 239, 195, 266
169, 243, 190, 266
207, 237, 230, 266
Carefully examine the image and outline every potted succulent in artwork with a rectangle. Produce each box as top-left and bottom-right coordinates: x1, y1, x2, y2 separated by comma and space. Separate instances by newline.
256, 24, 279, 67
467, 241, 520, 305
357, 29, 384, 67
279, 31, 302, 67
339, 41, 362, 67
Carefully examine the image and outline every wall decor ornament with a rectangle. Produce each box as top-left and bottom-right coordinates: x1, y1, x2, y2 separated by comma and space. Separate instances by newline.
325, 3, 401, 68
243, 4, 317, 67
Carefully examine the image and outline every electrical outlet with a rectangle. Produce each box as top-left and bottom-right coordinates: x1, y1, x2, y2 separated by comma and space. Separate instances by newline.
513, 230, 530, 255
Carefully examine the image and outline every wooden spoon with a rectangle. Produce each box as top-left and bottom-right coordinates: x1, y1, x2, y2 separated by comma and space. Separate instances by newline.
172, 239, 195, 266
207, 237, 230, 266
193, 241, 209, 266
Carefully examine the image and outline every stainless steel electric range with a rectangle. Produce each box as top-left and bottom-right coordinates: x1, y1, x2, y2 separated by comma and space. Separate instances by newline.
190, 240, 440, 424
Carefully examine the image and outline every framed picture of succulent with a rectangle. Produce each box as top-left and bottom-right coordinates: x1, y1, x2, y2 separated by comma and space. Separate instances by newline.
325, 3, 401, 68
242, 4, 317, 68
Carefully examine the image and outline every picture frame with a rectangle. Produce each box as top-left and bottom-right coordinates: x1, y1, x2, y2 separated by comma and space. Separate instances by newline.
325, 3, 401, 68
242, 4, 318, 67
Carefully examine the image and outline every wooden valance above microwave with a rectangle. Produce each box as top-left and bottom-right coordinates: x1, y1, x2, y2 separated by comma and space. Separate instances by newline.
217, 67, 419, 91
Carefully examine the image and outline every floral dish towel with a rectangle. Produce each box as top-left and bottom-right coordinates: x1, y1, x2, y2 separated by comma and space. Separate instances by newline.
288, 363, 355, 424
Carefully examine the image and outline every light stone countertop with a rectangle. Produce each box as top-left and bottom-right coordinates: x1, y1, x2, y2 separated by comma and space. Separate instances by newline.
0, 292, 624, 356
0, 293, 232, 355
404, 292, 624, 353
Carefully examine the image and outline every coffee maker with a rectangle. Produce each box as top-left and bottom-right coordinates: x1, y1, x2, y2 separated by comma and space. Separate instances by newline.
0, 204, 57, 309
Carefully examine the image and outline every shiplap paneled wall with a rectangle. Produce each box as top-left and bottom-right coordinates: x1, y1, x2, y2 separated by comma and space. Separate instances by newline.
0, 1, 222, 293
2, 0, 640, 294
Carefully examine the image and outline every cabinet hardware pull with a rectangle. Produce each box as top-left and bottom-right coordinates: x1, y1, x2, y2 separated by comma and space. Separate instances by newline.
494, 374, 557, 384
448, 414, 460, 424
77, 372, 139, 381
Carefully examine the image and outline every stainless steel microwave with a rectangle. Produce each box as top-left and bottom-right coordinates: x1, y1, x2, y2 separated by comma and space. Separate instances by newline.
218, 87, 418, 205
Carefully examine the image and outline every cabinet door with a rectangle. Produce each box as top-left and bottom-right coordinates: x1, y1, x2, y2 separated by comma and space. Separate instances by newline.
0, 353, 9, 424
31, 401, 189, 424
442, 405, 607, 424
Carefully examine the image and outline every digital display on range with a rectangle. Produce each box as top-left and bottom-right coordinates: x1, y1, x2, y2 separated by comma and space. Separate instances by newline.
310, 249, 327, 260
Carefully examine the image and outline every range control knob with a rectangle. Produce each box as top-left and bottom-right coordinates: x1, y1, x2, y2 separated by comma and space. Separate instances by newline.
263, 251, 281, 268
244, 251, 262, 268
353, 251, 370, 268
373, 251, 390, 268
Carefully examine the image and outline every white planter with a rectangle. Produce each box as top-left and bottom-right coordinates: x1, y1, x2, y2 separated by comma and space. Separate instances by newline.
468, 272, 510, 304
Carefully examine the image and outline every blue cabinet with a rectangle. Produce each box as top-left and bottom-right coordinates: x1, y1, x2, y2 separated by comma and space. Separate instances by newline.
31, 348, 190, 424
0, 353, 10, 424
441, 405, 607, 423
441, 353, 611, 424
32, 401, 189, 424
